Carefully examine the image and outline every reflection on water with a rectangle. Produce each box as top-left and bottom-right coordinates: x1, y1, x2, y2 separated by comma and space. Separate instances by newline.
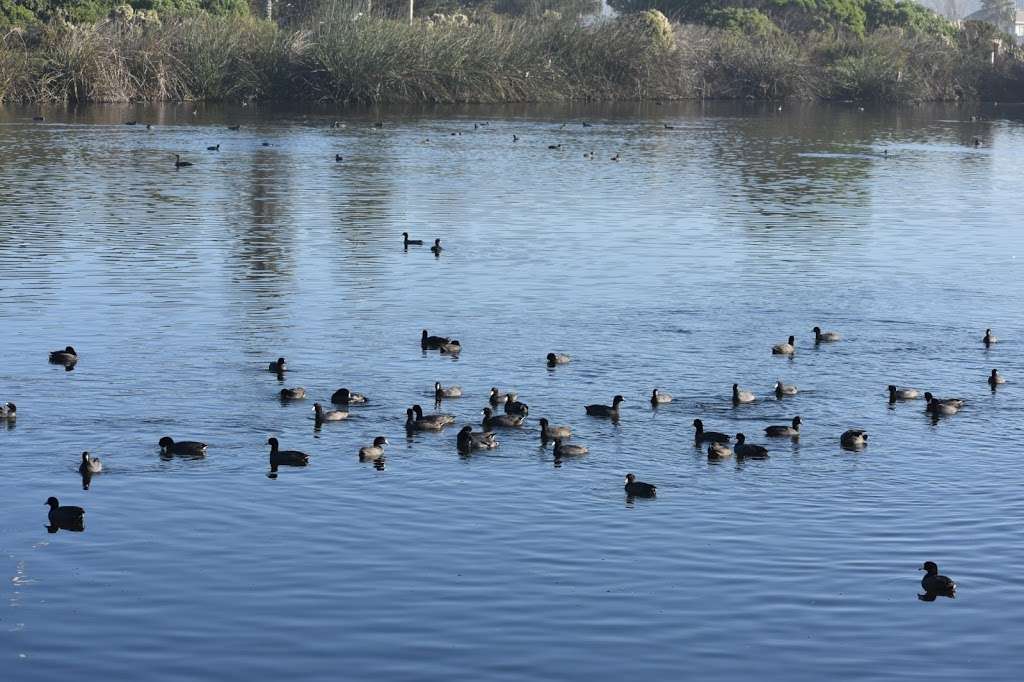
1, 101, 1023, 682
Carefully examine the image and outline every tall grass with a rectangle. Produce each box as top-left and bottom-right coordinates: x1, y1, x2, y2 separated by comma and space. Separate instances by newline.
0, 8, 1021, 104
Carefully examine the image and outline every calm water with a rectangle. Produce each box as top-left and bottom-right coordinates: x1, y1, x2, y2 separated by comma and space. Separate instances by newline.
2, 102, 1023, 681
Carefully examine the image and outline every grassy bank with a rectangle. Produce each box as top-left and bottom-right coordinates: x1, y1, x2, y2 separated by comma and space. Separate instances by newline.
1, 6, 1022, 104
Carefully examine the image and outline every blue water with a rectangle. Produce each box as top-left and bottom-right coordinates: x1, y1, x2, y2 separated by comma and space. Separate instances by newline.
1, 102, 1023, 680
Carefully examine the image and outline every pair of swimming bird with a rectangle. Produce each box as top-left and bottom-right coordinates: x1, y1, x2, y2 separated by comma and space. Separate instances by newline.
268, 435, 390, 466
770, 327, 841, 355
403, 233, 443, 254
421, 330, 461, 354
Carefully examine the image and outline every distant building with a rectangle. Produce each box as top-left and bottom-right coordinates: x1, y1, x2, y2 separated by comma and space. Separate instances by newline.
964, 4, 1024, 43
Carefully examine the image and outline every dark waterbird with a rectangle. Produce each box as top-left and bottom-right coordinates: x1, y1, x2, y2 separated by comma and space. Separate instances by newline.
280, 387, 306, 400
734, 433, 768, 458
919, 561, 956, 597
331, 388, 367, 405
983, 328, 998, 347
227, 125, 240, 131
1, 402, 16, 419
989, 369, 1005, 387
49, 346, 78, 364
585, 395, 624, 417
268, 357, 286, 372
482, 407, 523, 429
840, 429, 868, 449
268, 437, 308, 466
46, 497, 84, 531
78, 451, 102, 474
431, 238, 444, 255
403, 232, 424, 247
553, 438, 588, 458
421, 329, 450, 350
458, 425, 499, 452
335, 154, 343, 162
765, 416, 801, 437
412, 404, 455, 428
174, 154, 193, 168
693, 419, 729, 444
207, 144, 219, 151
546, 352, 570, 366
159, 437, 207, 457
504, 394, 529, 417
538, 418, 571, 442
624, 473, 656, 497
359, 437, 389, 461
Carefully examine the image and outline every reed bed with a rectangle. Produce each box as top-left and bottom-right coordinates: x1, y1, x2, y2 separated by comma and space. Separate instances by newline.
0, 9, 1021, 104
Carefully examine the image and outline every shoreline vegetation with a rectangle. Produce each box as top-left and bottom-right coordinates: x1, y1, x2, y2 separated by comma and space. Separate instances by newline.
1, 1, 1023, 104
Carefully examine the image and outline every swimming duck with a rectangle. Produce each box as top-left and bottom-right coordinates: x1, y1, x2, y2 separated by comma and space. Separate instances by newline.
538, 418, 572, 441
732, 384, 755, 404
482, 407, 524, 429
585, 395, 624, 417
439, 340, 462, 354
207, 144, 219, 151
547, 352, 571, 366
412, 404, 455, 428
313, 402, 349, 422
49, 346, 78, 364
734, 433, 768, 458
887, 385, 919, 402
78, 451, 102, 474
923, 393, 963, 415
227, 124, 240, 131
989, 369, 1005, 387
268, 357, 286, 372
553, 438, 588, 457
693, 419, 729, 444
46, 497, 84, 528
919, 561, 956, 595
406, 408, 442, 431
504, 394, 529, 417
430, 239, 443, 254
772, 336, 796, 355
457, 425, 499, 452
548, 144, 562, 150
489, 387, 514, 406
813, 326, 840, 343
435, 382, 463, 399
707, 441, 733, 459
624, 473, 656, 497
0, 402, 14, 419
159, 437, 207, 457
840, 429, 868, 449
331, 388, 367, 405
983, 328, 997, 347
421, 329, 450, 349
765, 416, 801, 437
174, 154, 193, 168
280, 387, 306, 400
926, 398, 959, 416
267, 437, 309, 466
403, 232, 423, 247
358, 437, 389, 461
650, 389, 672, 405
774, 380, 798, 397
335, 154, 343, 162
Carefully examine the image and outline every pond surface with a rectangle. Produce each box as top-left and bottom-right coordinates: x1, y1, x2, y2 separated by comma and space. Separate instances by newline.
1, 101, 1023, 681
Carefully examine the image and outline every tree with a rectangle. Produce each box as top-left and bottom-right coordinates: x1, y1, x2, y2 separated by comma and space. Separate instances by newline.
980, 0, 1015, 27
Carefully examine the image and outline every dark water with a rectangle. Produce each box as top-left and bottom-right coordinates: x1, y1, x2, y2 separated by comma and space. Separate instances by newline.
1, 102, 1022, 681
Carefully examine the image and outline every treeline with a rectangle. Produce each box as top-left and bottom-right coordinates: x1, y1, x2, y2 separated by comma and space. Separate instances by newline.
0, 2, 1022, 103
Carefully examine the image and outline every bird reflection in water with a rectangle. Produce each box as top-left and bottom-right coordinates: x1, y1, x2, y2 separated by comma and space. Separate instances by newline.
80, 470, 93, 490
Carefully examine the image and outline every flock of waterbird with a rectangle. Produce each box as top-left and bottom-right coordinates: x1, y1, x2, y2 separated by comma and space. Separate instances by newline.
6, 234, 1004, 599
